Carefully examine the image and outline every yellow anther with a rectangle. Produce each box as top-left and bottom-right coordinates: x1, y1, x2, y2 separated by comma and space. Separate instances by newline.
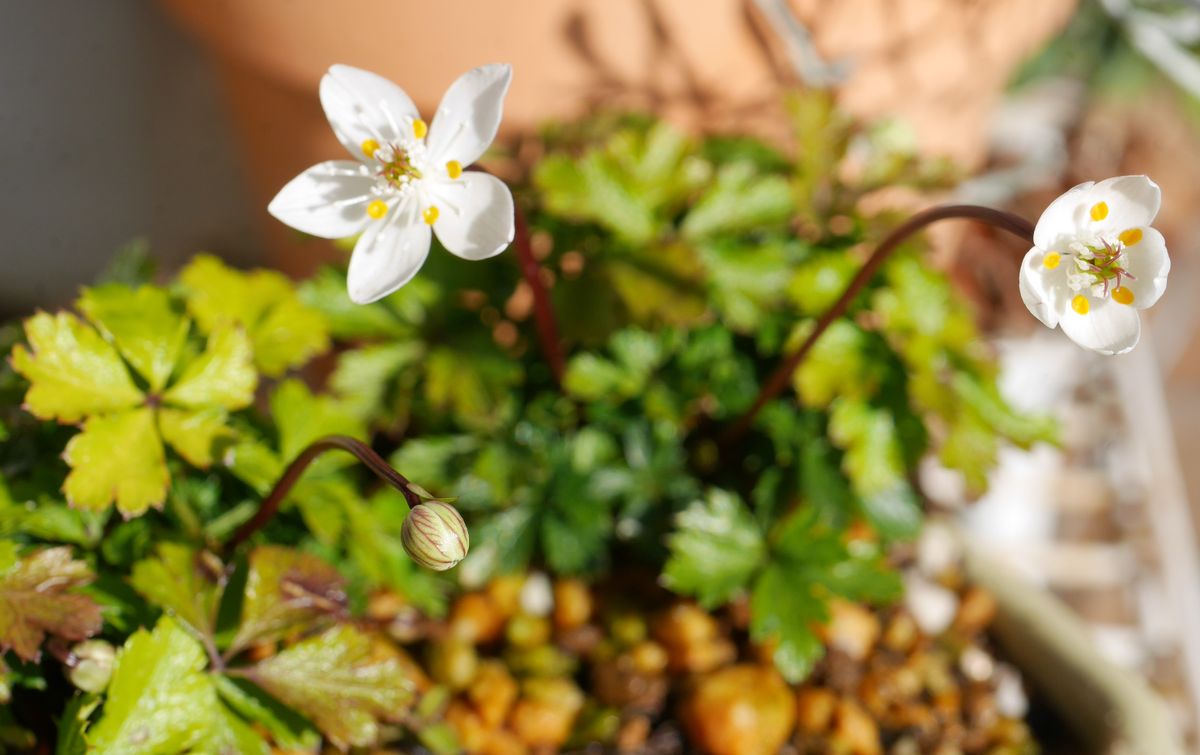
446, 160, 462, 179
1043, 252, 1061, 269
361, 138, 380, 158
366, 200, 388, 219
422, 205, 439, 225
1112, 286, 1135, 305
1090, 201, 1109, 221
1071, 295, 1090, 315
1119, 228, 1143, 246
412, 119, 428, 139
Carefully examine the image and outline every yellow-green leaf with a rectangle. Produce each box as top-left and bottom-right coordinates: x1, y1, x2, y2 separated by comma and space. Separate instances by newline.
88, 617, 217, 754
271, 379, 365, 465
247, 625, 415, 749
180, 254, 329, 377
10, 312, 142, 423
63, 408, 167, 516
164, 324, 257, 411
158, 406, 233, 468
77, 284, 189, 393
129, 543, 223, 639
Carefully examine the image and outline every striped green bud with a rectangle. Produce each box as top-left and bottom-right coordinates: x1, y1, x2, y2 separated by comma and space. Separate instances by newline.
401, 501, 469, 571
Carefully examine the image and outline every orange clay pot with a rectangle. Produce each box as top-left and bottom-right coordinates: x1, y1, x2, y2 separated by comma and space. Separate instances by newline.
159, 0, 1076, 275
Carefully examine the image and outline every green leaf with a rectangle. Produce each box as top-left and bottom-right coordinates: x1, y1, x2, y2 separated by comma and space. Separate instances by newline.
179, 254, 330, 377
698, 239, 792, 331
246, 625, 415, 749
750, 563, 826, 682
228, 546, 346, 654
10, 312, 143, 423
0, 547, 102, 662
827, 399, 920, 539
270, 379, 365, 466
298, 266, 423, 341
55, 692, 99, 755
223, 441, 282, 495
751, 510, 902, 682
788, 253, 859, 317
663, 490, 766, 607
63, 408, 168, 516
330, 342, 422, 422
213, 675, 319, 752
793, 321, 880, 408
77, 284, 190, 393
563, 354, 633, 401
163, 324, 257, 411
157, 406, 233, 469
129, 543, 223, 639
194, 701, 269, 755
682, 161, 793, 239
952, 372, 1058, 448
88, 617, 218, 754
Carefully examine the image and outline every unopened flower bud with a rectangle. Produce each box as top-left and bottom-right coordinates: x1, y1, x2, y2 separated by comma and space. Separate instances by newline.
402, 501, 469, 571
68, 639, 115, 693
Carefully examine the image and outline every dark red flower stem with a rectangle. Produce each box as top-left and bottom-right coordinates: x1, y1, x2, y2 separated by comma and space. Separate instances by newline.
721, 204, 1035, 445
513, 205, 566, 384
224, 435, 423, 554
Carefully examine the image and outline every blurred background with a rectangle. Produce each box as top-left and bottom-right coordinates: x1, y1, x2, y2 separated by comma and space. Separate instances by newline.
2, 0, 1200, 741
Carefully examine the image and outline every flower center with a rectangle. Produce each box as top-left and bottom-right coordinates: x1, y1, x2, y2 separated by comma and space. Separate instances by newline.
362, 138, 427, 193
1046, 235, 1140, 311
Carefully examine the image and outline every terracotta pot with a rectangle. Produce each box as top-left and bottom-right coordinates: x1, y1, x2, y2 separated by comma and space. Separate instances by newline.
159, 0, 1077, 275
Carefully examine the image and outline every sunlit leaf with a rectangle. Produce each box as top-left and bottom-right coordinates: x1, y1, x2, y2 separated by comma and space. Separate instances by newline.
179, 254, 329, 377
88, 617, 217, 754
163, 324, 257, 411
63, 408, 168, 516
270, 379, 365, 466
245, 625, 415, 749
10, 312, 142, 423
157, 406, 233, 468
77, 284, 189, 393
682, 161, 792, 239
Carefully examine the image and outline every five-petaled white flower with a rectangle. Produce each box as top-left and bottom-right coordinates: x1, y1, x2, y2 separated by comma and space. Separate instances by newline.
1020, 175, 1170, 355
269, 64, 516, 304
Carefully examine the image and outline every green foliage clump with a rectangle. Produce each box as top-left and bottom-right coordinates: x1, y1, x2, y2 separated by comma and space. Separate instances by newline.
0, 95, 1054, 751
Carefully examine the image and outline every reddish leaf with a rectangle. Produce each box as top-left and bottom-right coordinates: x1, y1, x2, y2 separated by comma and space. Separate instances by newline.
0, 547, 102, 661
227, 546, 346, 655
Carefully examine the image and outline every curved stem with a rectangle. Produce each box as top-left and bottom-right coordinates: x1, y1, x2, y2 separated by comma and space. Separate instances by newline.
721, 204, 1034, 444
224, 435, 424, 554
513, 205, 566, 384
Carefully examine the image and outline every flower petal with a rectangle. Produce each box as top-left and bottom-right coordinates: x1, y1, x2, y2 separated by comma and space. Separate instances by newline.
1083, 175, 1161, 237
268, 161, 376, 239
1058, 298, 1141, 355
346, 203, 431, 304
427, 172, 515, 261
321, 65, 421, 162
1019, 247, 1067, 328
1033, 181, 1094, 250
427, 64, 512, 167
1120, 226, 1170, 310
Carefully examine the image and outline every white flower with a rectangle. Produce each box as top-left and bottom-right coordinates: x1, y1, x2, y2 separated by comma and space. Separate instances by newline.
1019, 175, 1170, 355
269, 64, 515, 304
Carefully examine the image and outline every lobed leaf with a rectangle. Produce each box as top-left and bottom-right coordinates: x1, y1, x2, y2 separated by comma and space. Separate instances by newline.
77, 284, 189, 393
246, 625, 415, 749
10, 312, 142, 423
663, 490, 766, 608
63, 408, 168, 517
227, 546, 347, 655
0, 546, 102, 662
88, 617, 217, 754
